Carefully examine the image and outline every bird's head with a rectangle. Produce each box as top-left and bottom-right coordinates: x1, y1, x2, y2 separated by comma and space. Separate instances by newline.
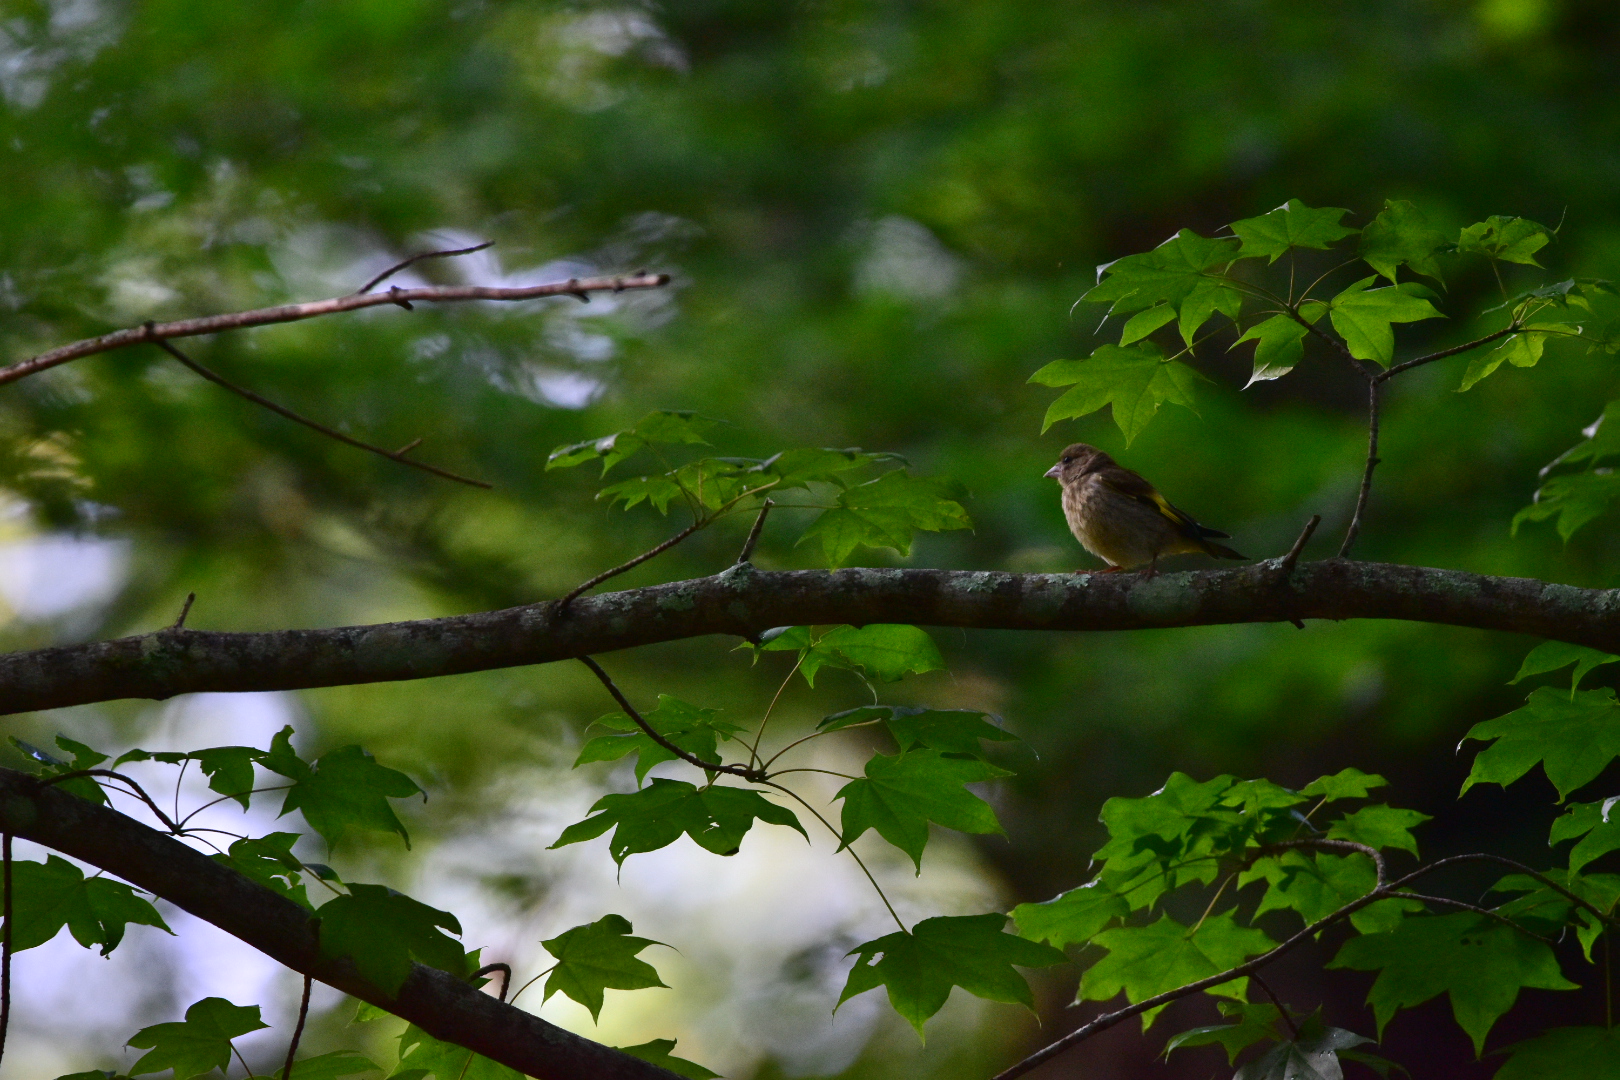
1044, 443, 1111, 484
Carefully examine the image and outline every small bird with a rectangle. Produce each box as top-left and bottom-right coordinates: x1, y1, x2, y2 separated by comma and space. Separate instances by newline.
1045, 443, 1246, 574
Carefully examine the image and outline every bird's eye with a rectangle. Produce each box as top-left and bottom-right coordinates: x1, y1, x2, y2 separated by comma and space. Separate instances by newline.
1061, 456, 1072, 464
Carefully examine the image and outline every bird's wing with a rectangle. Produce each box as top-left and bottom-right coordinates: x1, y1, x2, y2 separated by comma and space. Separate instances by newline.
1096, 466, 1204, 540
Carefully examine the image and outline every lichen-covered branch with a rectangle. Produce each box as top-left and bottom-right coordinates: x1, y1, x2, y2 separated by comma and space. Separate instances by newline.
4, 559, 1617, 715
0, 768, 681, 1080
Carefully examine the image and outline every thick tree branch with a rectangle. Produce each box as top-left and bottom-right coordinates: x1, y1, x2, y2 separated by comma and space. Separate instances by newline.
0, 272, 670, 386
5, 560, 1620, 715
0, 768, 681, 1080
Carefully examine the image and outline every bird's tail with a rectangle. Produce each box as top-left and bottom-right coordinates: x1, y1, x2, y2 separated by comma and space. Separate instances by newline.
1199, 539, 1247, 561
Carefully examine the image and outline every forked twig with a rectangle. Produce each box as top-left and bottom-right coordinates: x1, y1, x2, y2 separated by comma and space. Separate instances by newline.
156, 339, 491, 489
356, 241, 494, 295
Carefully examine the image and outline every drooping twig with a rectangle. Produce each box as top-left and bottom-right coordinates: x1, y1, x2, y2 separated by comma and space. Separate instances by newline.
473, 963, 513, 1002
281, 973, 313, 1080
1338, 379, 1381, 558
577, 657, 765, 783
737, 499, 773, 564
356, 241, 495, 295
1248, 973, 1299, 1039
0, 272, 670, 387
172, 592, 196, 630
155, 339, 491, 489
1387, 852, 1620, 931
558, 521, 705, 609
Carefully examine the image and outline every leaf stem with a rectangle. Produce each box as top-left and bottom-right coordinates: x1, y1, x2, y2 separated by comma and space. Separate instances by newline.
281, 974, 313, 1080
764, 781, 905, 931
747, 655, 804, 771
1337, 377, 1381, 559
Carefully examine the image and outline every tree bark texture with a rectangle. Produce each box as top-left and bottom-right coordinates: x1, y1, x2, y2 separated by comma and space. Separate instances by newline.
5, 559, 1618, 715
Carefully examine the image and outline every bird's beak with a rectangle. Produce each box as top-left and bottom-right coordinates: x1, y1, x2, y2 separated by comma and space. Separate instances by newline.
1044, 464, 1061, 479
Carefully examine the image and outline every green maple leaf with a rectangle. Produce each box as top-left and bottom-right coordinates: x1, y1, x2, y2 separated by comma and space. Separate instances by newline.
1461, 686, 1620, 800
1081, 229, 1242, 317
551, 778, 805, 864
1233, 310, 1318, 386
1490, 869, 1620, 960
1515, 469, 1620, 540
1324, 804, 1430, 856
394, 1025, 523, 1080
262, 729, 423, 849
618, 1040, 720, 1080
188, 746, 262, 808
1329, 912, 1576, 1055
839, 913, 1067, 1037
539, 914, 669, 1021
1457, 215, 1553, 266
1030, 342, 1206, 444
1495, 1026, 1620, 1079
210, 833, 311, 909
127, 998, 268, 1080
1325, 276, 1444, 366
1512, 641, 1619, 694
11, 735, 110, 804
798, 469, 970, 566
1300, 767, 1388, 801
835, 749, 1010, 870
1233, 1019, 1376, 1080
596, 473, 689, 514
574, 695, 745, 784
546, 410, 720, 474
1458, 323, 1577, 391
1230, 199, 1357, 262
316, 883, 467, 995
1165, 1000, 1287, 1064
0, 855, 170, 955
818, 705, 1016, 759
269, 1051, 378, 1080
760, 623, 945, 686
1551, 800, 1620, 874
1078, 912, 1278, 1028
1241, 851, 1420, 934
1012, 880, 1128, 949
1359, 199, 1448, 282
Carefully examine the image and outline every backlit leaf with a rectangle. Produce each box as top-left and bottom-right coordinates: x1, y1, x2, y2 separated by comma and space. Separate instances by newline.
1457, 216, 1553, 266
1326, 277, 1444, 366
1078, 912, 1278, 1028
540, 914, 669, 1022
836, 749, 1010, 870
1461, 687, 1620, 800
1012, 880, 1128, 949
127, 998, 267, 1080
1032, 343, 1206, 444
1230, 199, 1357, 262
1359, 199, 1447, 282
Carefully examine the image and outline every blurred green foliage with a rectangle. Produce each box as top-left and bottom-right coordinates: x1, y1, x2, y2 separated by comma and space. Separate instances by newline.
7, 1, 1620, 1076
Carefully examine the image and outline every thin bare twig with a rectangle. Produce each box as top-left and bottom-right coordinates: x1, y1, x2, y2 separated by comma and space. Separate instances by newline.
1382, 890, 1555, 945
172, 592, 196, 630
1249, 973, 1299, 1039
577, 656, 765, 783
1338, 379, 1381, 558
155, 339, 491, 489
472, 963, 513, 1003
1376, 326, 1519, 382
1256, 837, 1385, 886
1291, 308, 1378, 382
281, 973, 313, 1080
558, 520, 704, 609
0, 272, 671, 386
1386, 852, 1620, 931
762, 780, 905, 932
1278, 515, 1321, 576
737, 499, 774, 564
356, 241, 494, 295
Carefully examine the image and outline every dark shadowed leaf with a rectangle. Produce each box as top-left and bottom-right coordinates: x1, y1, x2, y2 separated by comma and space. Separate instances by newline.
540, 914, 669, 1021
316, 883, 467, 995
836, 749, 1010, 870
618, 1040, 721, 1080
127, 998, 267, 1080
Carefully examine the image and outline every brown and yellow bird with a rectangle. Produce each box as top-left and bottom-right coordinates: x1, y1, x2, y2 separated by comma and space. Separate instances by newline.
1046, 443, 1246, 574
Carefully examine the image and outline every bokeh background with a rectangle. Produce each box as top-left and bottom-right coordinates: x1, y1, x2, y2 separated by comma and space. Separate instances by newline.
4, 1, 1620, 1076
